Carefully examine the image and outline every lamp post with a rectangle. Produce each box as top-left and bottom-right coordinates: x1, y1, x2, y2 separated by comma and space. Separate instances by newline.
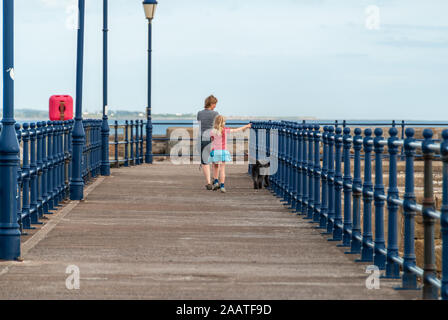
70, 0, 86, 200
0, 0, 21, 260
143, 0, 157, 164
101, 0, 110, 176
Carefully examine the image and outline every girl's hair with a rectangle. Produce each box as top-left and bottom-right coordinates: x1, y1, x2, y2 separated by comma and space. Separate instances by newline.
204, 95, 218, 109
212, 115, 226, 136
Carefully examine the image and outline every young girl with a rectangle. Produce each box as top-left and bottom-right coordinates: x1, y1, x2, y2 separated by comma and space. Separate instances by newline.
208, 115, 251, 193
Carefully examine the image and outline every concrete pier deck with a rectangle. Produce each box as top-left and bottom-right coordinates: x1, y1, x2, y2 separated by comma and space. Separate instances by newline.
0, 163, 417, 299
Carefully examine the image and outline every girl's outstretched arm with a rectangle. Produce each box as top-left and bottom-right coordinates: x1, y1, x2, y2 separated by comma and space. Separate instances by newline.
229, 123, 251, 133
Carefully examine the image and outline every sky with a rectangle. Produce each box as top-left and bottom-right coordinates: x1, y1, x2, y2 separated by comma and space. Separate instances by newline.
0, 0, 447, 120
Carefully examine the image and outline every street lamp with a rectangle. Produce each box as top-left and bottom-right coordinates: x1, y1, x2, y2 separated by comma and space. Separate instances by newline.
70, 0, 86, 200
143, 0, 158, 164
0, 0, 21, 260
101, 0, 110, 176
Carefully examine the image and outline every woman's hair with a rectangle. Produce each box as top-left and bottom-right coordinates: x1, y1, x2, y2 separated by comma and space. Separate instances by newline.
204, 95, 218, 109
212, 115, 226, 136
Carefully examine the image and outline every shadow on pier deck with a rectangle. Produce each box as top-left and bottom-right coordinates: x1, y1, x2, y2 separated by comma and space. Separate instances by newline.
0, 164, 418, 299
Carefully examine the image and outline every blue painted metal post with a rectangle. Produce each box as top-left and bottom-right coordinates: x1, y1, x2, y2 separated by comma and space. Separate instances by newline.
295, 124, 303, 214
52, 122, 59, 207
135, 120, 140, 165
101, 0, 110, 176
0, 0, 21, 260
441, 129, 448, 300
330, 127, 343, 241
41, 122, 48, 214
401, 128, 418, 289
130, 120, 135, 165
306, 125, 314, 220
313, 125, 321, 222
290, 124, 298, 211
347, 128, 362, 254
422, 129, 437, 299
22, 124, 31, 229
301, 125, 308, 216
124, 120, 129, 167
70, 0, 86, 200
325, 126, 335, 234
47, 121, 54, 211
384, 127, 400, 278
319, 127, 328, 229
357, 129, 374, 262
36, 122, 43, 217
145, 15, 154, 164
140, 120, 144, 164
15, 124, 23, 232
373, 128, 386, 269
29, 123, 39, 224
341, 128, 352, 247
287, 124, 293, 205
114, 121, 118, 167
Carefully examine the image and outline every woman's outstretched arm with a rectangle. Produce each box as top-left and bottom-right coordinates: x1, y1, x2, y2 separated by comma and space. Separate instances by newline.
229, 123, 251, 133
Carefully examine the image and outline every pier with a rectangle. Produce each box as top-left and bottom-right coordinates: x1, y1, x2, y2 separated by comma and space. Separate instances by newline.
0, 163, 418, 299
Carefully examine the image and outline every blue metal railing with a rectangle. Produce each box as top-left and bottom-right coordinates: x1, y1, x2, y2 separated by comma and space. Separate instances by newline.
14, 119, 101, 234
250, 120, 448, 300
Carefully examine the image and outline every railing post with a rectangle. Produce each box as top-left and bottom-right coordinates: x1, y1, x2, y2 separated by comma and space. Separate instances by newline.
306, 125, 314, 220
290, 124, 297, 212
357, 129, 374, 262
373, 128, 386, 269
441, 129, 448, 300
294, 124, 302, 214
36, 122, 43, 217
341, 127, 352, 247
313, 125, 321, 222
52, 122, 59, 206
41, 122, 48, 214
401, 128, 418, 289
135, 119, 140, 165
301, 124, 308, 216
140, 120, 144, 164
284, 123, 291, 204
384, 127, 400, 278
124, 120, 129, 167
15, 124, 23, 233
347, 128, 362, 254
319, 126, 328, 228
22, 123, 31, 229
422, 129, 438, 299
278, 122, 285, 198
325, 126, 335, 234
114, 121, 118, 167
330, 127, 343, 241
29, 123, 39, 224
47, 121, 54, 210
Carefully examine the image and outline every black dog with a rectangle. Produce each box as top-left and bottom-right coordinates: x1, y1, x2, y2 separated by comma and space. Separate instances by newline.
251, 160, 270, 189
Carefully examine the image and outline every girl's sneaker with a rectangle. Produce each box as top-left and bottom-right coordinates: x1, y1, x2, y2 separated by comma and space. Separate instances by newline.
220, 186, 226, 193
205, 184, 213, 190
212, 179, 220, 191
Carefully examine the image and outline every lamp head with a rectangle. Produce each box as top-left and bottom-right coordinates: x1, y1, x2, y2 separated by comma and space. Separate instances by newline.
143, 0, 158, 20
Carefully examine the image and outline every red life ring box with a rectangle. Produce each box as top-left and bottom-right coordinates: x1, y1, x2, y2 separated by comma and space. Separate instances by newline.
49, 95, 73, 121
